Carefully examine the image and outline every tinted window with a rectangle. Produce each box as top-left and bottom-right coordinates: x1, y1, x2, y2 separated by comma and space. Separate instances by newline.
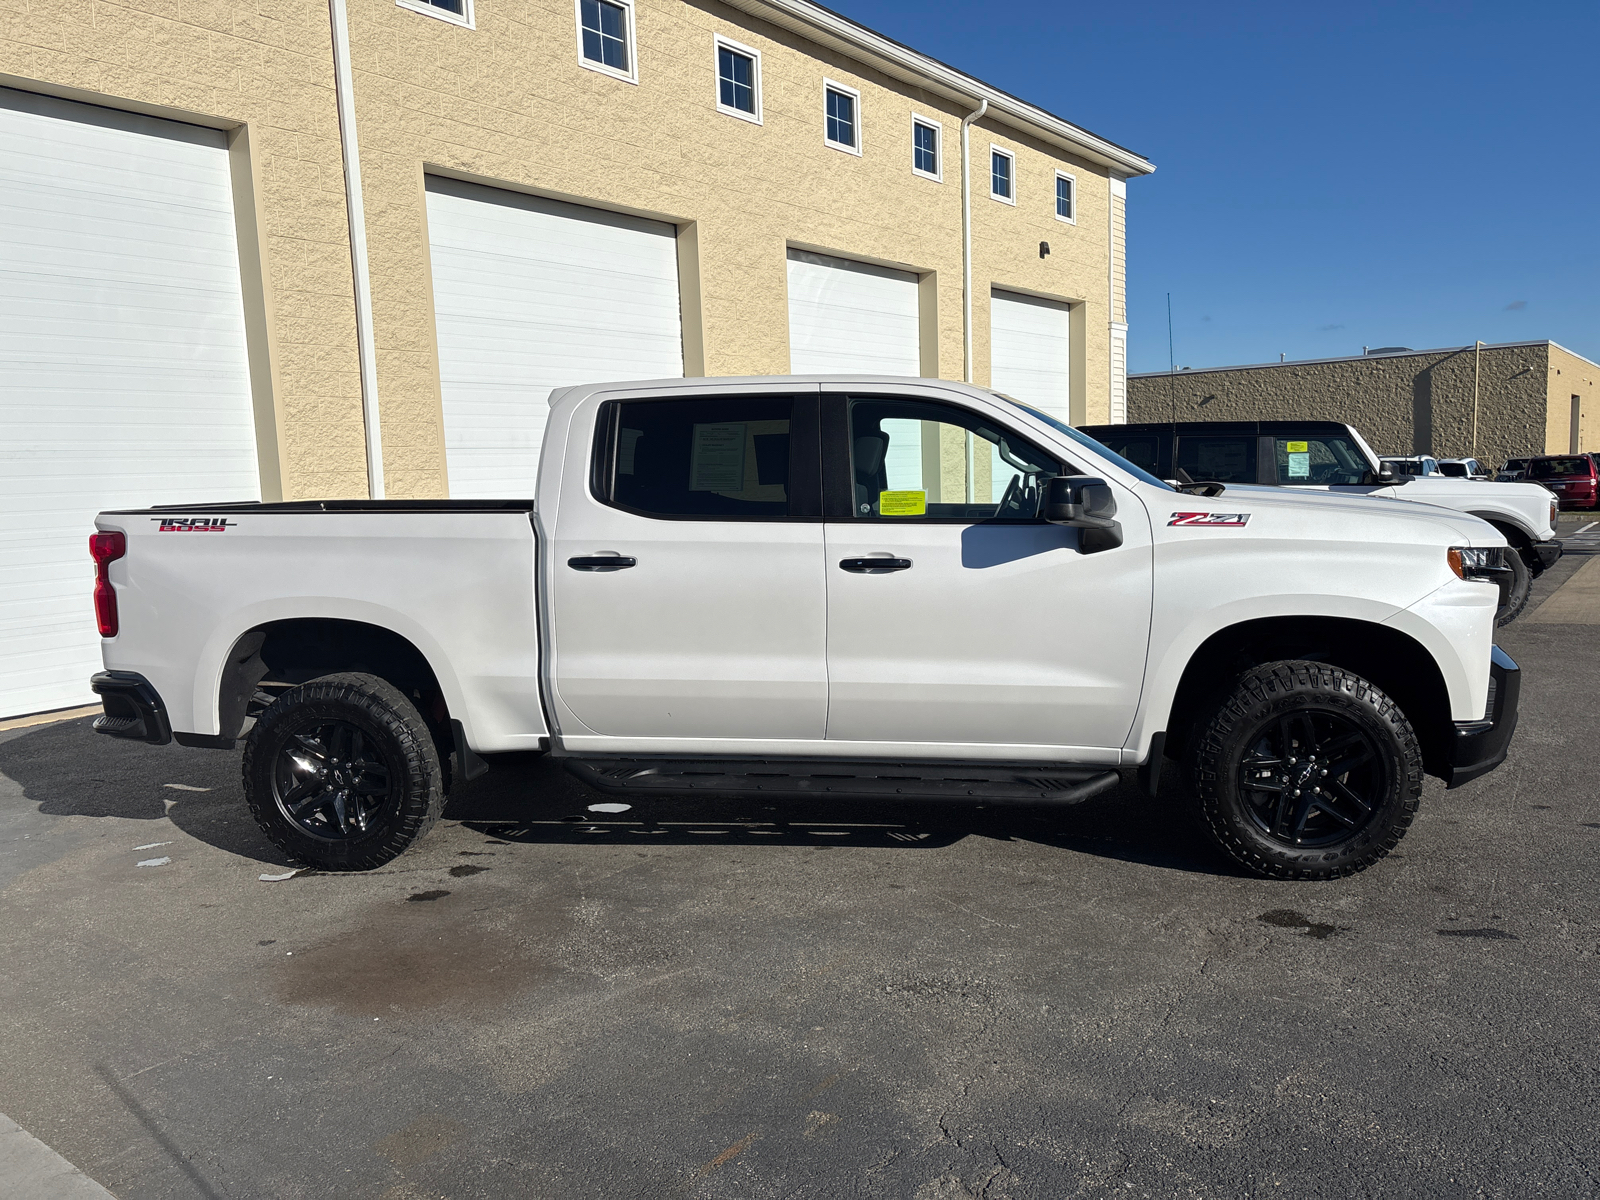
913, 121, 938, 174
847, 398, 1060, 520
1095, 434, 1160, 476
1009, 405, 1174, 491
1176, 435, 1256, 484
1437, 461, 1467, 477
580, 0, 629, 71
606, 397, 794, 518
717, 47, 755, 113
826, 88, 855, 147
1530, 456, 1592, 479
1273, 436, 1371, 485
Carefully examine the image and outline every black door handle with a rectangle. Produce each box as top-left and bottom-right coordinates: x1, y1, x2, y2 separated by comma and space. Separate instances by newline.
568, 555, 637, 571
839, 557, 912, 573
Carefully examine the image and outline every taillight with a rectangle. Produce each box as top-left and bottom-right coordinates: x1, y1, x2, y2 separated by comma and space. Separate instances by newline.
90, 531, 126, 637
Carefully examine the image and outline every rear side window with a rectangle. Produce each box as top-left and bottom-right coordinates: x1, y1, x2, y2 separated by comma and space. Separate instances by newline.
600, 396, 797, 518
1271, 435, 1370, 485
1176, 435, 1256, 484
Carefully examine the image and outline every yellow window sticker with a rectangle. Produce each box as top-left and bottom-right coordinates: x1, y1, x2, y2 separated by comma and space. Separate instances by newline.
879, 490, 927, 516
1285, 440, 1309, 453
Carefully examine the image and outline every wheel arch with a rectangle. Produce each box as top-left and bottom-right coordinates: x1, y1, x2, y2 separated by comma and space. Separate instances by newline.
1160, 615, 1455, 779
217, 618, 450, 742
1466, 511, 1531, 550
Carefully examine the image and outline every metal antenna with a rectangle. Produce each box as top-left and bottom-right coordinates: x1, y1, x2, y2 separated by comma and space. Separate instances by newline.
1167, 292, 1176, 423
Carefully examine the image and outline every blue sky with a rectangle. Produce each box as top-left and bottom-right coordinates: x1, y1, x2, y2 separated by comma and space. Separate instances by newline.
839, 0, 1599, 373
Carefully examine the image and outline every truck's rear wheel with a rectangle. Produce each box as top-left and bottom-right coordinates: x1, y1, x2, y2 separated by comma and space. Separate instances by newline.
1191, 660, 1422, 880
1494, 549, 1532, 626
242, 672, 444, 870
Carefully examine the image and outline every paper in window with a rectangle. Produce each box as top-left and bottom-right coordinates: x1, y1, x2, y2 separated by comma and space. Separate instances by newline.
689, 423, 747, 491
1287, 452, 1311, 478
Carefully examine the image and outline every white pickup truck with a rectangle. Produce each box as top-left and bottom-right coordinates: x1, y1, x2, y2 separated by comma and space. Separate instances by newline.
89, 377, 1521, 881
1080, 420, 1562, 624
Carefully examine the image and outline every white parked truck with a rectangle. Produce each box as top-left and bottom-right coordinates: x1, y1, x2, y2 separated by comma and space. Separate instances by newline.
90, 377, 1521, 880
1081, 420, 1562, 624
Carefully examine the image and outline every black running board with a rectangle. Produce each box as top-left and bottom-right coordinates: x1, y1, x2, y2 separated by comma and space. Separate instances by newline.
563, 758, 1123, 806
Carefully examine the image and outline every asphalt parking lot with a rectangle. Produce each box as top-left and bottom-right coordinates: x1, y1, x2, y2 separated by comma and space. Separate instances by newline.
3, 518, 1598, 1199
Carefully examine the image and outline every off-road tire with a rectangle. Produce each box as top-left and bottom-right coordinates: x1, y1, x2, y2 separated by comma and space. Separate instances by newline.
1495, 550, 1532, 626
242, 672, 444, 870
1191, 660, 1423, 880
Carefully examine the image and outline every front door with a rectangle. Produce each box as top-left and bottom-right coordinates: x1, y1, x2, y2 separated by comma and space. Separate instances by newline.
822, 394, 1153, 756
547, 390, 828, 742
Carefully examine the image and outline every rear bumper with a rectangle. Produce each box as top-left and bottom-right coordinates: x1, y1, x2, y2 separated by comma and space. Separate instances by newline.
89, 671, 172, 746
1445, 646, 1519, 789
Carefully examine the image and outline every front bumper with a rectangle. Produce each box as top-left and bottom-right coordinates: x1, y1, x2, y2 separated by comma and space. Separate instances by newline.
90, 671, 172, 745
1445, 646, 1519, 788
1532, 539, 1563, 571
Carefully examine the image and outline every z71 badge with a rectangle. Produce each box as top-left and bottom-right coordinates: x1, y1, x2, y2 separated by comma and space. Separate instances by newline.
1168, 512, 1250, 527
152, 516, 235, 532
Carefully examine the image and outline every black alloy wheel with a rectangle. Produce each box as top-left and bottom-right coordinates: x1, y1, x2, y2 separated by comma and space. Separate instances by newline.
273, 719, 393, 840
1191, 659, 1423, 880
243, 672, 444, 870
1236, 709, 1386, 848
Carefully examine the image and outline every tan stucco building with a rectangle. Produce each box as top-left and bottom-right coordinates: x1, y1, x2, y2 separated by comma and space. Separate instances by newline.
0, 0, 1152, 501
1127, 341, 1599, 470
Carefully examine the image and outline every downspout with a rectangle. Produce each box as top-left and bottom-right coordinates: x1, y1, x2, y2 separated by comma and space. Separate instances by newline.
960, 97, 988, 384
328, 0, 385, 498
1471, 339, 1483, 459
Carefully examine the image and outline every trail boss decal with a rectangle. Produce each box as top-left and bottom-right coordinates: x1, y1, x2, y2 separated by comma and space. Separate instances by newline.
1168, 512, 1250, 527
152, 517, 236, 532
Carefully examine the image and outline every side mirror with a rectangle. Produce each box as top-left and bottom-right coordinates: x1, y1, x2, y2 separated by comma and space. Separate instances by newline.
1368, 466, 1406, 486
1043, 475, 1123, 553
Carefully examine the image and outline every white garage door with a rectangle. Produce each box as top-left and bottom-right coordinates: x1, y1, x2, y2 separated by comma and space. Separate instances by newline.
990, 289, 1072, 423
0, 88, 259, 719
786, 249, 921, 377
425, 177, 684, 498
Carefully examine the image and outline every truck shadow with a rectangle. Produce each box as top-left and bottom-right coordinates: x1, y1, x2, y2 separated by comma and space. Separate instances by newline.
0, 719, 1239, 877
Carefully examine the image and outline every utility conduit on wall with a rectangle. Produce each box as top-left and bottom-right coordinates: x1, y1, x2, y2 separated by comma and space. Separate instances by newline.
329, 0, 385, 498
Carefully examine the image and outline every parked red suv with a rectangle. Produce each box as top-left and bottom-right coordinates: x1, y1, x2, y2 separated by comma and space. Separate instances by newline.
1527, 454, 1599, 510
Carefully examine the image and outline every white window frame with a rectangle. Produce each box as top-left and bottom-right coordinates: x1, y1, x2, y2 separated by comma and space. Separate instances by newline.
713, 35, 762, 125
823, 79, 862, 156
396, 0, 474, 29
574, 0, 638, 85
910, 113, 942, 182
989, 144, 1016, 205
1054, 169, 1077, 224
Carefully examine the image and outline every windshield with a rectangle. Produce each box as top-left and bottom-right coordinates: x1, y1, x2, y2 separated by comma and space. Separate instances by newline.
1530, 457, 1592, 479
1001, 398, 1174, 491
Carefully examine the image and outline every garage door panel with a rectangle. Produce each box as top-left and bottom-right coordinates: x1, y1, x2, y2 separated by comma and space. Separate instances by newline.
0, 86, 258, 718
990, 289, 1071, 423
426, 176, 684, 499
786, 249, 921, 377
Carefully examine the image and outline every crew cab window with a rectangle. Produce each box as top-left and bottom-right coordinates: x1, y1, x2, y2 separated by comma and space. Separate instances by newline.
1176, 435, 1255, 484
846, 397, 1060, 520
1095, 433, 1160, 476
1271, 435, 1370, 485
1530, 456, 1592, 479
601, 396, 797, 518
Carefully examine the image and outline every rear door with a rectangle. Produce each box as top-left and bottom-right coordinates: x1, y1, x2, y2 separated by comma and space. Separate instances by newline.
546, 388, 828, 742
820, 392, 1153, 756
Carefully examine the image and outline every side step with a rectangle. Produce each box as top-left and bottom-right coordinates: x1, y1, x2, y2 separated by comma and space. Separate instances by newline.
563, 758, 1123, 806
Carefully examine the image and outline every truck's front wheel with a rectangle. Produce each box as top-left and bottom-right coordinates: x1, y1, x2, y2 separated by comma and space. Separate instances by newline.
1191, 661, 1423, 880
242, 672, 444, 870
1494, 549, 1532, 626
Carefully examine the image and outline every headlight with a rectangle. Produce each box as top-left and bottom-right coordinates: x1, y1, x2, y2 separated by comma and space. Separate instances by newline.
1449, 546, 1507, 580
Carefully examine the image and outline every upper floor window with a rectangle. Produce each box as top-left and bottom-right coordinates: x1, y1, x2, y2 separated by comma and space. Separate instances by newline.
1055, 171, 1076, 223
824, 81, 860, 155
911, 116, 940, 181
990, 147, 1014, 204
577, 0, 635, 82
715, 37, 762, 123
397, 0, 473, 29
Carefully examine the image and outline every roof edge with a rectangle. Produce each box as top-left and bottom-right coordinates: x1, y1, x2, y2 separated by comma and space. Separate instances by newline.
726, 0, 1155, 177
1130, 340, 1571, 380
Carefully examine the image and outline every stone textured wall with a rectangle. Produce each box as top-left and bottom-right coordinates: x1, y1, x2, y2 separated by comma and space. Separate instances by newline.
1128, 344, 1560, 469
0, 0, 1134, 499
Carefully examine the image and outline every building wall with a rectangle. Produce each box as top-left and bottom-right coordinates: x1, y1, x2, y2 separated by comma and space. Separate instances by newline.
1547, 343, 1599, 455
2, 0, 1134, 500
1127, 343, 1574, 468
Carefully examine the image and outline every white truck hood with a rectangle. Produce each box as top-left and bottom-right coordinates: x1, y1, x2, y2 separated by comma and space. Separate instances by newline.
1211, 484, 1506, 547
